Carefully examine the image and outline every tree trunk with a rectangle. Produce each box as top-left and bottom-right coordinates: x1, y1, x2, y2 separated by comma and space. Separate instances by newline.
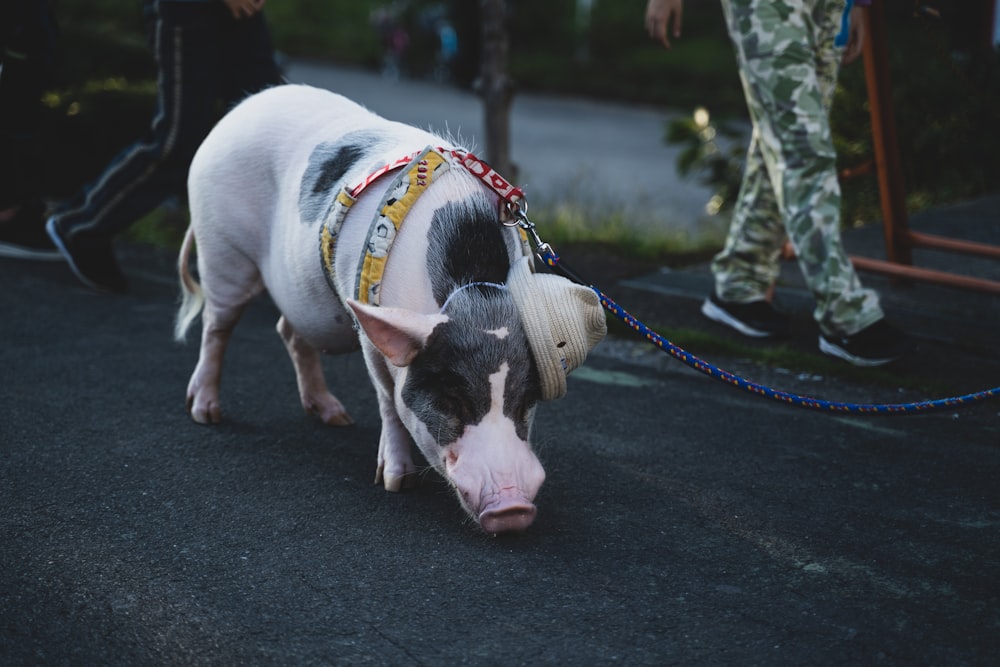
478, 0, 515, 180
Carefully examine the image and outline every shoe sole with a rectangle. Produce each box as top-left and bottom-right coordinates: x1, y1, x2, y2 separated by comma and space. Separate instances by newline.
46, 217, 115, 293
701, 298, 774, 338
0, 242, 64, 261
818, 335, 899, 367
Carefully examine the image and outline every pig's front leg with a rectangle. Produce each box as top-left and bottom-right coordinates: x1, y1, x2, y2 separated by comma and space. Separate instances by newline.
276, 316, 353, 426
375, 400, 419, 492
365, 350, 418, 491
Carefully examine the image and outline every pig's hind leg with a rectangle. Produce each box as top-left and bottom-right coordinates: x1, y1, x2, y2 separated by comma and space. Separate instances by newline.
186, 299, 248, 424
185, 253, 264, 424
276, 316, 354, 426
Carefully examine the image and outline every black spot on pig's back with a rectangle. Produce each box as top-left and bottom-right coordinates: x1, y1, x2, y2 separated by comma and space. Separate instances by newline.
426, 195, 510, 305
298, 130, 385, 225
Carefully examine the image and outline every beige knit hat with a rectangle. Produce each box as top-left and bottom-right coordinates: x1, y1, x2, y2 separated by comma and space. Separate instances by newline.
507, 256, 607, 400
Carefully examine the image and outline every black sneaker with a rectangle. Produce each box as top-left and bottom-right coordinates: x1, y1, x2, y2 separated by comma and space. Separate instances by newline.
46, 217, 128, 293
819, 319, 909, 367
701, 292, 790, 338
0, 202, 63, 261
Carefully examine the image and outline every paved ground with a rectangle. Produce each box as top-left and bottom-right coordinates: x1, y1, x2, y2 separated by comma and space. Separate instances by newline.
2, 64, 999, 666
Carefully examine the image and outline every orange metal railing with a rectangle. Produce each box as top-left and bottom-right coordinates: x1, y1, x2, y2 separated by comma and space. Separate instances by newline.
853, 2, 1000, 295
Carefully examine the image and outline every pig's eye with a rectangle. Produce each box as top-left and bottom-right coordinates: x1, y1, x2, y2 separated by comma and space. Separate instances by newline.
433, 373, 486, 425
428, 394, 464, 444
437, 381, 470, 416
402, 356, 490, 441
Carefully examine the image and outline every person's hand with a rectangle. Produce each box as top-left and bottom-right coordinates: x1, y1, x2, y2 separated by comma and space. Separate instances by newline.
841, 4, 865, 64
222, 0, 265, 20
645, 0, 683, 50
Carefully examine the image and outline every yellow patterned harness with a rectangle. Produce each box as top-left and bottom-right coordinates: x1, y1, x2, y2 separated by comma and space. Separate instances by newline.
320, 145, 529, 305
320, 146, 451, 305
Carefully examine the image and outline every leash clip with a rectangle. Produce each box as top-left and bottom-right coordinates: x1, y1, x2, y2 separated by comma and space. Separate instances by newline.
504, 199, 554, 259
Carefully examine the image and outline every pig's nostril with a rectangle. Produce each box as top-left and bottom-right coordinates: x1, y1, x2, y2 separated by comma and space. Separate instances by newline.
479, 503, 537, 534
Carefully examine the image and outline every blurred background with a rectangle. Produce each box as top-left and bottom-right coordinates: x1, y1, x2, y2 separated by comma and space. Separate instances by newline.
30, 0, 1000, 255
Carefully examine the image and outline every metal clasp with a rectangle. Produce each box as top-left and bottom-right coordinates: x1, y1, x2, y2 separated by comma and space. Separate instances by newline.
503, 199, 553, 258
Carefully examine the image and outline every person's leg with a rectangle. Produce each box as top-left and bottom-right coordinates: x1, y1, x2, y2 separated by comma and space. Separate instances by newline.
808, 0, 907, 364
217, 8, 283, 109
804, 0, 886, 337
703, 0, 798, 338
710, 128, 788, 304
47, 1, 222, 291
718, 0, 882, 338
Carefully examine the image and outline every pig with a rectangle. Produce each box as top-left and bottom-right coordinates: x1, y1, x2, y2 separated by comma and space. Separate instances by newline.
174, 84, 605, 533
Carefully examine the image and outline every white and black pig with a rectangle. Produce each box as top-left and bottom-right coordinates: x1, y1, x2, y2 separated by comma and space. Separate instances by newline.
174, 84, 605, 533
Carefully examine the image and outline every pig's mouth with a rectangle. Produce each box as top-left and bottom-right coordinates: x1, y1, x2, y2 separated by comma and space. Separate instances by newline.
479, 502, 538, 533
453, 480, 539, 534
478, 496, 537, 534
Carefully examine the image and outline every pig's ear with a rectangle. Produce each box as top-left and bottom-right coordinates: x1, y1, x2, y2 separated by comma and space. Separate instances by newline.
347, 299, 448, 367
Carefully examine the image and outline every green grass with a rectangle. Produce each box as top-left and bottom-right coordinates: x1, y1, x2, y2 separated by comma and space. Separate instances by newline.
530, 204, 725, 261
124, 206, 190, 249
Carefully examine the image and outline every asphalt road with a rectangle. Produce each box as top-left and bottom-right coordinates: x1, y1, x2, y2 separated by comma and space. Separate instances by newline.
3, 235, 999, 665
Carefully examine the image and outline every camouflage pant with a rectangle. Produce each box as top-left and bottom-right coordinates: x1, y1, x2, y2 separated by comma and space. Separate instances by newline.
713, 0, 883, 337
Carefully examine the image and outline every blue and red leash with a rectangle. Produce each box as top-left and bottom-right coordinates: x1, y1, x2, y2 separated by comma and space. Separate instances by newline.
538, 243, 999, 415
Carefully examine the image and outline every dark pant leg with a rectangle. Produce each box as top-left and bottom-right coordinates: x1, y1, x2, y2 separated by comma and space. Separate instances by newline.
217, 10, 284, 109
53, 2, 277, 241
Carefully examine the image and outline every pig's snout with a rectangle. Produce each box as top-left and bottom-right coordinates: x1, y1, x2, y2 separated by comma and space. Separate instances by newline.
479, 497, 537, 534
445, 439, 545, 534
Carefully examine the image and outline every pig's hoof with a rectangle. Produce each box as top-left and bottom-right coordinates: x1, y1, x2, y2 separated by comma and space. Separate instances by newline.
187, 394, 222, 424
383, 471, 405, 492
190, 408, 222, 424
313, 407, 353, 426
376, 465, 418, 492
304, 396, 354, 426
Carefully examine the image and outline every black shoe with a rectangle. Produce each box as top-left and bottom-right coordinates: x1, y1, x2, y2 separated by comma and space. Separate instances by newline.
0, 202, 63, 261
819, 319, 909, 367
46, 217, 128, 293
701, 293, 790, 338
